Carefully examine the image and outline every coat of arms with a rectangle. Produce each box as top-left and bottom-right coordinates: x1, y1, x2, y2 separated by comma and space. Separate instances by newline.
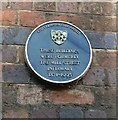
51, 30, 67, 45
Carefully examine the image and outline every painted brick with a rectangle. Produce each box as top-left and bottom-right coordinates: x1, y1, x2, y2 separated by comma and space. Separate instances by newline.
85, 110, 107, 118
31, 107, 57, 118
18, 46, 25, 63
94, 16, 116, 32
34, 2, 56, 11
19, 11, 46, 27
3, 109, 28, 118
57, 2, 78, 13
78, 3, 116, 16
95, 50, 117, 68
59, 106, 83, 118
11, 2, 33, 10
83, 66, 105, 86
3, 64, 30, 83
0, 10, 17, 26
17, 84, 42, 105
2, 45, 17, 63
44, 89, 94, 105
107, 68, 116, 86
2, 27, 32, 45
104, 33, 117, 49
85, 31, 104, 49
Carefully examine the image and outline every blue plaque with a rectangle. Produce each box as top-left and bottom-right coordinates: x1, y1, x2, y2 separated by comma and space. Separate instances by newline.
25, 21, 92, 83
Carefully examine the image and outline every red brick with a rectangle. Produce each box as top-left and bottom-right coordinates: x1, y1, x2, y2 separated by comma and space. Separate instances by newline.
95, 50, 117, 68
78, 3, 116, 16
19, 11, 46, 27
44, 89, 94, 105
34, 2, 56, 11
57, 2, 78, 13
68, 15, 94, 31
0, 10, 17, 26
78, 3, 102, 15
52, 14, 69, 22
101, 3, 116, 16
2, 45, 17, 63
11, 2, 33, 10
45, 13, 69, 22
18, 46, 25, 63
94, 16, 116, 32
3, 109, 28, 118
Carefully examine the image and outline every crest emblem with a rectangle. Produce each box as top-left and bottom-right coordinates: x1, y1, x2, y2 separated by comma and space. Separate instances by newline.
51, 30, 67, 45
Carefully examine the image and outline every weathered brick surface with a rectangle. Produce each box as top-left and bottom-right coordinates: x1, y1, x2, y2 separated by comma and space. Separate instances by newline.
1, 1, 117, 119
100, 88, 116, 105
3, 109, 28, 118
18, 46, 25, 64
85, 109, 107, 118
85, 32, 104, 49
31, 107, 57, 118
57, 2, 78, 13
0, 83, 2, 119
0, 28, 2, 44
0, 64, 2, 82
17, 84, 42, 105
0, 2, 11, 10
107, 68, 116, 86
2, 83, 17, 111
59, 106, 83, 118
2, 45, 17, 63
34, 2, 56, 11
19, 11, 46, 27
68, 15, 94, 31
11, 2, 33, 10
95, 50, 117, 68
83, 66, 105, 86
84, 32, 116, 49
92, 87, 116, 106
2, 27, 32, 45
3, 65, 30, 83
0, 10, 17, 26
46, 13, 69, 22
94, 16, 116, 32
44, 89, 94, 105
104, 33, 117, 49
78, 3, 116, 16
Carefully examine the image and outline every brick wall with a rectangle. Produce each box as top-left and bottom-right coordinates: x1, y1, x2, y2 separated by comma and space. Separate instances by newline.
1, 1, 117, 119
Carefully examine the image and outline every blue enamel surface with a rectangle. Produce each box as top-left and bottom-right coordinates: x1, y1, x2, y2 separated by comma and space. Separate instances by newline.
26, 22, 92, 83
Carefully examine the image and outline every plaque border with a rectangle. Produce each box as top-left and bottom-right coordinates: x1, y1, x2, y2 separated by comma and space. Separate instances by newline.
25, 21, 93, 84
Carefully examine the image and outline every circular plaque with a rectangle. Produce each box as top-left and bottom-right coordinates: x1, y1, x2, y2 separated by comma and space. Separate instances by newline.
25, 21, 92, 83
